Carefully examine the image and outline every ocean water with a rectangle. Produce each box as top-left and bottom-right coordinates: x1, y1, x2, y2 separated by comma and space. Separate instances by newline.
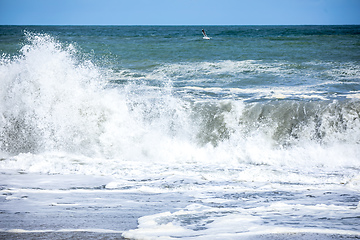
0, 25, 360, 239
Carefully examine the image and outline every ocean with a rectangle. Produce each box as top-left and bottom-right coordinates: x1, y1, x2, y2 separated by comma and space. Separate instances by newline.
0, 25, 360, 239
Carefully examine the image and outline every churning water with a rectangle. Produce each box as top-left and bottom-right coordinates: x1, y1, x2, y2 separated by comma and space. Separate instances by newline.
1, 26, 360, 239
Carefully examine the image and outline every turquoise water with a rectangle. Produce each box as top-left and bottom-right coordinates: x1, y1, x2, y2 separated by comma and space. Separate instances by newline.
1, 26, 359, 100
1, 26, 360, 239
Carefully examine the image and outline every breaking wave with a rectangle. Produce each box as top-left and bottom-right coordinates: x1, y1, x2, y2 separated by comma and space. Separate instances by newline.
0, 33, 359, 174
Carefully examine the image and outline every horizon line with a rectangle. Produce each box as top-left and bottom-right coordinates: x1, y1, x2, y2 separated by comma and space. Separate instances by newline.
1, 24, 360, 26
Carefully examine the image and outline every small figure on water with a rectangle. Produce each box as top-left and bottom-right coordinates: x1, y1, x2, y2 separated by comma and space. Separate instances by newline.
202, 29, 210, 40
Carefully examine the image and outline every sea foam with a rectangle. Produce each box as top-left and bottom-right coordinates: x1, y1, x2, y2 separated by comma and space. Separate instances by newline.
0, 33, 360, 176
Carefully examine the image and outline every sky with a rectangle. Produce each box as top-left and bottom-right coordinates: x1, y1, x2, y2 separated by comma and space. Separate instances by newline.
1, 0, 360, 25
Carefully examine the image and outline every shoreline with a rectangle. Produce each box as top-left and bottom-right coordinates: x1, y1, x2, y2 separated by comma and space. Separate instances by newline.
1, 231, 359, 240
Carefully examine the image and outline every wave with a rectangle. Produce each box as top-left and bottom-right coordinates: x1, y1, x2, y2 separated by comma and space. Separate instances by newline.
112, 59, 360, 102
0, 33, 359, 173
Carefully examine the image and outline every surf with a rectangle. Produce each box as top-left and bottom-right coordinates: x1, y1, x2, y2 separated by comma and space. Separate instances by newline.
0, 32, 359, 173
1, 28, 360, 240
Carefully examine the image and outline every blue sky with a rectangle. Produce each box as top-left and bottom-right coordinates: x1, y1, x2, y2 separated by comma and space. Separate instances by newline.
1, 0, 359, 25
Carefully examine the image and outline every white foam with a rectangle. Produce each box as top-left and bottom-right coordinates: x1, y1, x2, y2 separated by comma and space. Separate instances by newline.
1, 32, 360, 240
122, 202, 360, 239
2, 228, 122, 233
345, 92, 360, 99
2, 35, 358, 171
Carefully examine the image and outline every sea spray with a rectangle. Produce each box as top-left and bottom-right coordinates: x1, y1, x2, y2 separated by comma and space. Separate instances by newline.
0, 32, 127, 156
0, 33, 198, 164
0, 32, 359, 171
